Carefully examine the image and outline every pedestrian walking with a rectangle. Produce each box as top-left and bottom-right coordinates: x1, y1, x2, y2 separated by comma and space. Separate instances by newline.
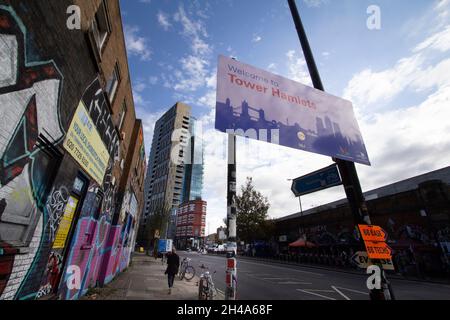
164, 248, 180, 295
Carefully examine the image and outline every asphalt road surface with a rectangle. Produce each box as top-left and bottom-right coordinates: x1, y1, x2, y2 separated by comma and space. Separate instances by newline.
179, 251, 450, 300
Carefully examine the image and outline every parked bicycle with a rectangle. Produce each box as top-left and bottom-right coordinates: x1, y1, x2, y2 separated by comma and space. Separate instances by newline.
198, 264, 217, 300
178, 257, 195, 281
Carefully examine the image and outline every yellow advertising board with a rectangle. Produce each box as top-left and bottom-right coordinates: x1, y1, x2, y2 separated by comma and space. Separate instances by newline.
63, 102, 110, 185
52, 196, 79, 249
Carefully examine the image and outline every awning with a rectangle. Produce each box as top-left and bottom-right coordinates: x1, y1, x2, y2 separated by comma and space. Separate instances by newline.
288, 239, 317, 248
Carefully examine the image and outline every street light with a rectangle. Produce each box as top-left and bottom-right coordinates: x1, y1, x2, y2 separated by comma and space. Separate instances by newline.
287, 178, 303, 215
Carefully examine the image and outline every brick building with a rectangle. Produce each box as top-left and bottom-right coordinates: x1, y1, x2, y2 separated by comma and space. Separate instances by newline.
275, 166, 450, 276
0, 0, 145, 300
175, 199, 207, 249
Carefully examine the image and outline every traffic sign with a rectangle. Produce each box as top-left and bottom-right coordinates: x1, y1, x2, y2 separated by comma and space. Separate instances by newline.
364, 241, 392, 260
215, 55, 371, 165
351, 251, 395, 270
158, 239, 173, 253
291, 164, 342, 197
358, 224, 387, 242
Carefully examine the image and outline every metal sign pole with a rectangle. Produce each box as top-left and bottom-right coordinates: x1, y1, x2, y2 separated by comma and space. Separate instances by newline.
226, 134, 237, 300
298, 196, 303, 216
287, 0, 393, 300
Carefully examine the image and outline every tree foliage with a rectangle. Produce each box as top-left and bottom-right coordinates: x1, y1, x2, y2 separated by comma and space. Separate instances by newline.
235, 177, 272, 243
146, 203, 171, 240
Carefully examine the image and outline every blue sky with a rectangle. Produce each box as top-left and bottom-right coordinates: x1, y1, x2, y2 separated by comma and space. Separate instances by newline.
120, 0, 450, 234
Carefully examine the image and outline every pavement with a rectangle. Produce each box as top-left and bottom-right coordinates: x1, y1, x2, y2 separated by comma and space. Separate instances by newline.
81, 253, 224, 300
180, 251, 450, 300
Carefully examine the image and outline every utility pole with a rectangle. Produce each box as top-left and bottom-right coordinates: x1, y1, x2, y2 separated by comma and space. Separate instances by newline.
225, 133, 237, 300
287, 0, 394, 300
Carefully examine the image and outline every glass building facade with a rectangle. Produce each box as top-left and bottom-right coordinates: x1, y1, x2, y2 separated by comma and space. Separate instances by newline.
181, 118, 204, 202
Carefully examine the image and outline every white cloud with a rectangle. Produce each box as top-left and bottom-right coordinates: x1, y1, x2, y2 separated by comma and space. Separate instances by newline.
356, 84, 450, 191
267, 63, 277, 72
344, 24, 450, 113
174, 5, 210, 55
133, 79, 147, 93
252, 35, 262, 43
149, 76, 158, 85
167, 5, 213, 95
286, 50, 312, 86
174, 55, 210, 92
303, 0, 328, 8
197, 90, 216, 109
157, 11, 172, 31
124, 25, 152, 61
343, 54, 425, 110
413, 25, 450, 53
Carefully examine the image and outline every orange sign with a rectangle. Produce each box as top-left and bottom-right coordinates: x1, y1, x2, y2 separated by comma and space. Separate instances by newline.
364, 241, 392, 260
358, 224, 387, 242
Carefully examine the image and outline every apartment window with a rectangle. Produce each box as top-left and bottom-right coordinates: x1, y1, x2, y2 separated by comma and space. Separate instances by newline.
106, 62, 120, 102
91, 0, 111, 54
118, 101, 127, 130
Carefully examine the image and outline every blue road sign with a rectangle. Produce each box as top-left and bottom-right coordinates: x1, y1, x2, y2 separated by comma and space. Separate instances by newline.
158, 239, 173, 253
291, 165, 342, 197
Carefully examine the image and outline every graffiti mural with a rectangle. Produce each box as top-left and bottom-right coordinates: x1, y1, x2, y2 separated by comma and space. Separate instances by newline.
82, 78, 120, 220
35, 251, 62, 299
45, 186, 70, 243
0, 6, 64, 300
56, 78, 124, 299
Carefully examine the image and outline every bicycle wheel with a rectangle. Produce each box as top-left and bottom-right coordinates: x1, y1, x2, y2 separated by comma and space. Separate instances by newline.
198, 279, 206, 300
183, 266, 195, 281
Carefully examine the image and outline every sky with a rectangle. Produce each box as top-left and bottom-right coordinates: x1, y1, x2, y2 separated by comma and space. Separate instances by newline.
120, 0, 450, 235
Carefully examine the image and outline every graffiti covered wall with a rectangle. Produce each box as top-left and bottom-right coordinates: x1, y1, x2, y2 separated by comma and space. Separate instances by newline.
0, 5, 65, 300
0, 1, 145, 300
57, 79, 122, 299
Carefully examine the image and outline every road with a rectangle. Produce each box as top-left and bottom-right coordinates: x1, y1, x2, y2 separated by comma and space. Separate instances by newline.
179, 251, 450, 300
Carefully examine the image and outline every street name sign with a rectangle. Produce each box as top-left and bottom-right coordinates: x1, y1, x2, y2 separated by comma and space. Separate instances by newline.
358, 224, 387, 242
351, 251, 395, 270
291, 164, 342, 197
215, 55, 371, 165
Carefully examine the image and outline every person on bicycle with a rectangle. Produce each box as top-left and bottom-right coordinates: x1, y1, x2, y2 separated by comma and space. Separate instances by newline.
164, 248, 180, 294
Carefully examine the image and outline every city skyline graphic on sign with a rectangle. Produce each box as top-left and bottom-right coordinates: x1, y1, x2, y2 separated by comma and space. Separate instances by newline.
215, 97, 370, 165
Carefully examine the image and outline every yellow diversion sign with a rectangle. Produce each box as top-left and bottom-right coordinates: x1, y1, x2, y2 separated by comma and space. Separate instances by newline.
63, 102, 110, 185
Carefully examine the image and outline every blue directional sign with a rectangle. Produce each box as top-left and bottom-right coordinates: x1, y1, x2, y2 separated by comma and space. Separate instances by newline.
291, 165, 342, 197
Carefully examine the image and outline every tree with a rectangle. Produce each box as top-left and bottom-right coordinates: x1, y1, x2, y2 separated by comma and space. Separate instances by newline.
146, 203, 171, 244
235, 177, 271, 243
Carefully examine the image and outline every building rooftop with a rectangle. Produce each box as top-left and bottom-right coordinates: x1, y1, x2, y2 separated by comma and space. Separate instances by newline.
276, 166, 450, 222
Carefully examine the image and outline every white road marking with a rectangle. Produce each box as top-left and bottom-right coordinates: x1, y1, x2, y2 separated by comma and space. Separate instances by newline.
332, 286, 351, 300
196, 254, 324, 276
332, 286, 369, 295
238, 260, 324, 276
262, 277, 290, 280
296, 289, 336, 300
277, 281, 312, 285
